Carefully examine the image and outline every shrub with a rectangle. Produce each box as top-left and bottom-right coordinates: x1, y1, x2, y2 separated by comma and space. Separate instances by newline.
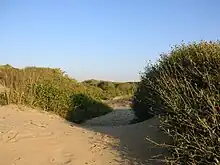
133, 41, 220, 164
83, 84, 107, 100
0, 66, 112, 123
131, 62, 164, 121
30, 81, 73, 117
66, 93, 113, 123
83, 79, 137, 100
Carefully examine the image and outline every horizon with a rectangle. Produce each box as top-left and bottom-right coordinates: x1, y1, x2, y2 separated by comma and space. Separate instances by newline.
0, 0, 219, 81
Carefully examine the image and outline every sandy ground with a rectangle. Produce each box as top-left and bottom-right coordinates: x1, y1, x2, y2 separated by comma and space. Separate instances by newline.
0, 105, 168, 165
82, 108, 135, 126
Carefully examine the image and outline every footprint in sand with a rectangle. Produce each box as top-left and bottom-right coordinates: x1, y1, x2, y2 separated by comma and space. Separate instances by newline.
2, 130, 19, 143
48, 152, 74, 165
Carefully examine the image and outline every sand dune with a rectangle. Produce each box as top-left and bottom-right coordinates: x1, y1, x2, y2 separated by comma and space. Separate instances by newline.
0, 105, 168, 165
82, 108, 135, 126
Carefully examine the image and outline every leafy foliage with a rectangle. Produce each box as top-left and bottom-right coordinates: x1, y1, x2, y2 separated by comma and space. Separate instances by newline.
0, 66, 114, 123
132, 41, 220, 164
132, 62, 164, 121
0, 65, 135, 123
82, 80, 137, 100
66, 93, 113, 123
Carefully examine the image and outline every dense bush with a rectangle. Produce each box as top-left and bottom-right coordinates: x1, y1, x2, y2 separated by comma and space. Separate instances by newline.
0, 66, 112, 123
29, 81, 73, 117
83, 80, 137, 100
132, 62, 164, 121
66, 93, 113, 123
132, 41, 220, 164
0, 65, 134, 124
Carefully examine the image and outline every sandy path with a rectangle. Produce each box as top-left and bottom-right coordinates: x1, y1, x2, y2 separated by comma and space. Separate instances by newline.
0, 105, 168, 165
82, 108, 135, 126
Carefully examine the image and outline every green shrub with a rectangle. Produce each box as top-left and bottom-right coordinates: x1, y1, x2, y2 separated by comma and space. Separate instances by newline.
131, 62, 164, 121
83, 79, 137, 100
116, 82, 136, 96
66, 93, 113, 123
133, 41, 220, 164
30, 82, 72, 117
0, 66, 112, 123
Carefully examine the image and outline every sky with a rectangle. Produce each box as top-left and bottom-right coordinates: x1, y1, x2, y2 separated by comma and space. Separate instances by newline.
0, 0, 219, 82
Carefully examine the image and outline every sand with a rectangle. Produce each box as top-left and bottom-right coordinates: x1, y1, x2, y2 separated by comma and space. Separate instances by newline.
0, 105, 168, 165
82, 108, 135, 126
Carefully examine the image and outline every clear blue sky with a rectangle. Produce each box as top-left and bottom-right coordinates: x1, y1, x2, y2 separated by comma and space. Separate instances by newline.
0, 0, 219, 81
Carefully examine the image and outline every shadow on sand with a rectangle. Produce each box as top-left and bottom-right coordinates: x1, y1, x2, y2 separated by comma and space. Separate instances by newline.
82, 117, 170, 165
81, 108, 135, 126
65, 94, 169, 164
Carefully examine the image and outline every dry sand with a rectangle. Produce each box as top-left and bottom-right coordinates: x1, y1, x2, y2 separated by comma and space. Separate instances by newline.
0, 105, 168, 165
82, 108, 135, 126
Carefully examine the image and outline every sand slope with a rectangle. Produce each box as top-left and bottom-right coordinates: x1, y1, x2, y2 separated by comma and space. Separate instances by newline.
0, 105, 168, 165
82, 108, 135, 126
